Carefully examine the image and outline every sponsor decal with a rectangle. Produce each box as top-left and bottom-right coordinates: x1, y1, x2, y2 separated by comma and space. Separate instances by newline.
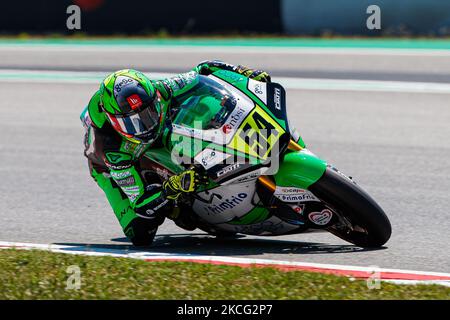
217, 163, 240, 178
123, 141, 135, 152
105, 152, 131, 164
110, 170, 132, 180
115, 176, 136, 188
290, 204, 305, 214
144, 209, 155, 217
247, 79, 267, 104
122, 186, 140, 192
222, 124, 232, 134
276, 193, 319, 203
195, 149, 231, 170
114, 76, 134, 94
119, 208, 127, 219
234, 171, 260, 183
274, 187, 319, 203
193, 182, 257, 224
254, 83, 263, 95
201, 149, 218, 168
125, 192, 140, 203
127, 94, 142, 110
274, 88, 282, 110
121, 184, 140, 202
106, 153, 120, 163
205, 193, 248, 215
228, 107, 246, 128
220, 168, 266, 185
106, 163, 132, 170
143, 199, 169, 217
172, 124, 199, 137
275, 186, 309, 195
308, 209, 333, 226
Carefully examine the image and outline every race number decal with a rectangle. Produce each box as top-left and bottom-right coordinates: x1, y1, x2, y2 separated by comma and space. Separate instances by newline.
229, 106, 284, 160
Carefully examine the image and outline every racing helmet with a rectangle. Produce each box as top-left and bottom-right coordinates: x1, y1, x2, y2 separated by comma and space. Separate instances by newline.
99, 69, 164, 144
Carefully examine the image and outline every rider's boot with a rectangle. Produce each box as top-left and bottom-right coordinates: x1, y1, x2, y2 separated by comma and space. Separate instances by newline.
167, 206, 197, 231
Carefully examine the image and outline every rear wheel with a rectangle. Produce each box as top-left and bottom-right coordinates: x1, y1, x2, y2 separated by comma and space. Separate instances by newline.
309, 166, 391, 247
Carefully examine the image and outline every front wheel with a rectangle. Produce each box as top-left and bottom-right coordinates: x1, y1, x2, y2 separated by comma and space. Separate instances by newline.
309, 167, 392, 247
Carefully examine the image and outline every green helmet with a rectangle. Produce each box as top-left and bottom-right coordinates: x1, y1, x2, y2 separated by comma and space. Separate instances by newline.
99, 69, 165, 144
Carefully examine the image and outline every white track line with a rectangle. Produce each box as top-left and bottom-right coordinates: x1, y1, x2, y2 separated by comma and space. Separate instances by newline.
1, 241, 449, 287
1, 69, 450, 94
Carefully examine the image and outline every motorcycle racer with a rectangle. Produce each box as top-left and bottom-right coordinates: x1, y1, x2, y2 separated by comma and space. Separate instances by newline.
80, 60, 271, 246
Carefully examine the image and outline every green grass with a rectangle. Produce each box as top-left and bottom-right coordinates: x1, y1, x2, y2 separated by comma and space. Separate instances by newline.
0, 249, 448, 300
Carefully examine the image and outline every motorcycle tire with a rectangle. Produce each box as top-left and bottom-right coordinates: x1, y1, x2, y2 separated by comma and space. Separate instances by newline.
309, 166, 392, 247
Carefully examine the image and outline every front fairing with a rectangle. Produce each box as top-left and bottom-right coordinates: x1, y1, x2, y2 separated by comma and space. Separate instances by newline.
162, 74, 290, 182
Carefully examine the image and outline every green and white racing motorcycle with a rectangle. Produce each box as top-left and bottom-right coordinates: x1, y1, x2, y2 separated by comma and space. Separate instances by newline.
141, 70, 392, 248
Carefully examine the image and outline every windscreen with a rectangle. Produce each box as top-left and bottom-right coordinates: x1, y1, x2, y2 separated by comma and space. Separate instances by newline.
173, 75, 237, 130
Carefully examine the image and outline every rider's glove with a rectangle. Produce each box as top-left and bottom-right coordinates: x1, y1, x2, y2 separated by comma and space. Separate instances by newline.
196, 60, 271, 83
235, 65, 271, 83
163, 169, 209, 200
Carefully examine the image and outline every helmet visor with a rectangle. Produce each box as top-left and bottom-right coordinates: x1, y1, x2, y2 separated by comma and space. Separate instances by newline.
106, 98, 162, 142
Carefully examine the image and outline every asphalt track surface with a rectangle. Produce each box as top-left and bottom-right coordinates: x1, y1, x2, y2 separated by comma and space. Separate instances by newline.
0, 44, 449, 273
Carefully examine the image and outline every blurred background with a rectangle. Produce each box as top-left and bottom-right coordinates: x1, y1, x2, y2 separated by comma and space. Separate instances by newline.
1, 0, 450, 36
